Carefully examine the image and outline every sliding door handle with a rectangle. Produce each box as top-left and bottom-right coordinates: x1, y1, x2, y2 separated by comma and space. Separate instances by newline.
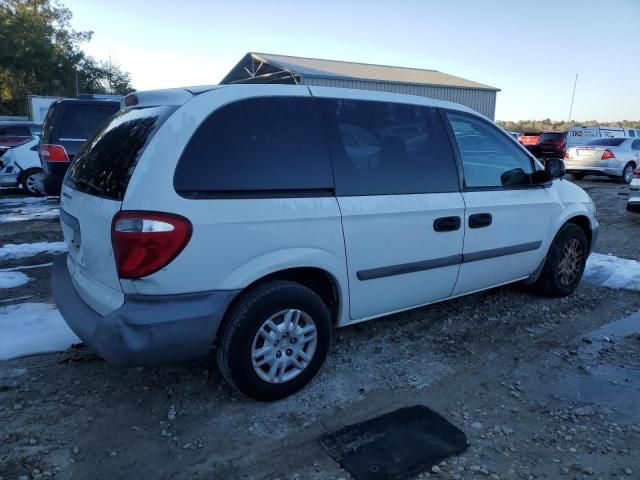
469, 213, 492, 228
433, 216, 461, 232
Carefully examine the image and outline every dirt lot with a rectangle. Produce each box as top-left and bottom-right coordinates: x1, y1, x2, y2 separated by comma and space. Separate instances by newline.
1, 179, 639, 480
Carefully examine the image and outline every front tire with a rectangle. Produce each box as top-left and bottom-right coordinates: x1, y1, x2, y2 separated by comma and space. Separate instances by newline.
535, 224, 588, 297
570, 172, 584, 181
20, 168, 43, 195
216, 280, 331, 401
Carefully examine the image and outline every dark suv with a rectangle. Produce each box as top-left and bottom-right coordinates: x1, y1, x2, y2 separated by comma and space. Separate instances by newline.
36, 97, 121, 195
530, 131, 566, 160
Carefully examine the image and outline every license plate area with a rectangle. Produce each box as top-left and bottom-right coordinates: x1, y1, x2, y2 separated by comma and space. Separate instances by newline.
60, 208, 81, 255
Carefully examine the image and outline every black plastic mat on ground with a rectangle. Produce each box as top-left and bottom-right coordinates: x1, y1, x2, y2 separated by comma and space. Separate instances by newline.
321, 405, 468, 480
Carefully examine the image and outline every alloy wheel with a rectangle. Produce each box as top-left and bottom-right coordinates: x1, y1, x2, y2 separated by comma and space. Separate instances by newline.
558, 238, 583, 286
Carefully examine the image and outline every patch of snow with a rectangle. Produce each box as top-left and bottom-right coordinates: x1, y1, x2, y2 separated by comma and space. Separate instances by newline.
583, 253, 640, 290
0, 204, 60, 222
0, 262, 52, 272
0, 295, 33, 304
0, 271, 30, 288
0, 303, 80, 361
0, 241, 67, 261
0, 196, 57, 205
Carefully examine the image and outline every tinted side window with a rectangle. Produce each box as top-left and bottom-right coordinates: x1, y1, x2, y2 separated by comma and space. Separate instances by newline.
447, 113, 533, 188
59, 104, 120, 139
632, 140, 640, 150
629, 130, 636, 138
0, 125, 31, 136
315, 99, 459, 196
174, 97, 333, 195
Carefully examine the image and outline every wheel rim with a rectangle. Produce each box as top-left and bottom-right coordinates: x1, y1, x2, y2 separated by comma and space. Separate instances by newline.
25, 174, 37, 193
251, 309, 318, 384
558, 238, 583, 286
624, 165, 633, 183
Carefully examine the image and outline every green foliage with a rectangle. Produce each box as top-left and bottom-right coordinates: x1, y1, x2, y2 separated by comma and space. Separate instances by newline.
497, 119, 640, 134
0, 0, 134, 116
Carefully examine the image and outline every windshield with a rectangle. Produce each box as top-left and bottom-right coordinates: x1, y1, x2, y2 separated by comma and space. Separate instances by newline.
586, 138, 626, 147
64, 105, 175, 200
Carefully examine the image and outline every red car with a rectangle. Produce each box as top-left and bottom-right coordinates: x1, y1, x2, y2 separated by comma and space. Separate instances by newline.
0, 121, 42, 158
533, 131, 567, 159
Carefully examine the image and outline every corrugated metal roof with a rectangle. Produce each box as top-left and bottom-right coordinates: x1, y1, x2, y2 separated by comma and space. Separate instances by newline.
251, 53, 499, 91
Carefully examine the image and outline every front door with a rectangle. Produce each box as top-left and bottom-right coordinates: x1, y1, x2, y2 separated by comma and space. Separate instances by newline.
445, 112, 558, 295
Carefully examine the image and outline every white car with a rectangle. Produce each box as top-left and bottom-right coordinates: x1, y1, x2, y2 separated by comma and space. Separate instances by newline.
52, 85, 599, 401
0, 137, 42, 194
627, 168, 640, 213
564, 138, 640, 184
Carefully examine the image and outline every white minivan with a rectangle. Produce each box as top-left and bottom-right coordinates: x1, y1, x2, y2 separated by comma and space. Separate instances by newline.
53, 85, 598, 400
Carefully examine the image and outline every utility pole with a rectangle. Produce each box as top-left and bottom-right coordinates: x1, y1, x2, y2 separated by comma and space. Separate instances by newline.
568, 73, 578, 123
75, 71, 79, 97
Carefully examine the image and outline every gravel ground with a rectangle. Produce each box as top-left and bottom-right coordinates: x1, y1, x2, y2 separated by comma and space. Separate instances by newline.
1, 179, 640, 480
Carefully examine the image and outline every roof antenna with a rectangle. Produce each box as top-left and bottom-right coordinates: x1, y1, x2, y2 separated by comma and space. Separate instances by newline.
568, 73, 578, 123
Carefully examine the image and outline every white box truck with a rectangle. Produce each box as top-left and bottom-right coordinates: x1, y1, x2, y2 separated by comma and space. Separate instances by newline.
27, 95, 67, 124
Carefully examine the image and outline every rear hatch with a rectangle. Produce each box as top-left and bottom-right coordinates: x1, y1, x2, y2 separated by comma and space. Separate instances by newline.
60, 105, 176, 315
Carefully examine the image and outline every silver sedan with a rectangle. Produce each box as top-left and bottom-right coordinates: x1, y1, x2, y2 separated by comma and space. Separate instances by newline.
564, 137, 640, 184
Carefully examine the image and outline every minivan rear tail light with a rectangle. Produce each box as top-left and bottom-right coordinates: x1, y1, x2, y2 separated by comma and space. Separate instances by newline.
601, 149, 615, 160
112, 211, 192, 279
563, 151, 570, 159
633, 168, 640, 178
40, 144, 69, 162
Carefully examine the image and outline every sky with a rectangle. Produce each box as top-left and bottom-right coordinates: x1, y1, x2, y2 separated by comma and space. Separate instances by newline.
63, 0, 640, 122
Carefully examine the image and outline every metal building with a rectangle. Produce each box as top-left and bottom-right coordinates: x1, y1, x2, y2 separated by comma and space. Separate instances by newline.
221, 52, 500, 119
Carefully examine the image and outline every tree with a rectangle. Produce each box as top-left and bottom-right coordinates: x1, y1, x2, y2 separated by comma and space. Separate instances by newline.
497, 119, 640, 133
0, 0, 134, 116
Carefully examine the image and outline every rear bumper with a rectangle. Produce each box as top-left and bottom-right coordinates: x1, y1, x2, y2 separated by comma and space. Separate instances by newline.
564, 160, 624, 177
52, 254, 240, 366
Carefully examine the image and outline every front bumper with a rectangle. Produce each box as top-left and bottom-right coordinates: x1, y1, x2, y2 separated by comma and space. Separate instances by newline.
0, 172, 19, 188
52, 254, 240, 366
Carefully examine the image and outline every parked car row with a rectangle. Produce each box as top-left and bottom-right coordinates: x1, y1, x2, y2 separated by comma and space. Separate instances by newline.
0, 96, 122, 195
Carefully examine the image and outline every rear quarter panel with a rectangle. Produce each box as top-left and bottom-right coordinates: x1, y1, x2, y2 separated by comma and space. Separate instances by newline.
122, 85, 350, 324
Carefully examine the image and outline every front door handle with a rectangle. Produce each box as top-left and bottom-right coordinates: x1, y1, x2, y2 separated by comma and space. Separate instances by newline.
433, 216, 461, 232
469, 213, 492, 228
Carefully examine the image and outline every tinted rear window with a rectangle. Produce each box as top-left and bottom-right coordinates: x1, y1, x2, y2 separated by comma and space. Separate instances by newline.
586, 138, 626, 146
65, 106, 174, 200
315, 98, 459, 196
174, 96, 334, 196
59, 103, 120, 139
538, 132, 564, 141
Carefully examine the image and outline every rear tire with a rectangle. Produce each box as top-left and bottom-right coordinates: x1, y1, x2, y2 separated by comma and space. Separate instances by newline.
216, 280, 331, 401
620, 162, 634, 184
535, 224, 588, 298
20, 168, 42, 196
570, 172, 584, 181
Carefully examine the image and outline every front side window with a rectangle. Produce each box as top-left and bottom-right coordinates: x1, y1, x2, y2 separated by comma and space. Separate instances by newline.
315, 98, 459, 196
447, 113, 534, 188
174, 96, 334, 195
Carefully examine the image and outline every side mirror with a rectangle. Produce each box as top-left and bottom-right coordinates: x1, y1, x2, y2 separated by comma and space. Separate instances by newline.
545, 158, 565, 180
